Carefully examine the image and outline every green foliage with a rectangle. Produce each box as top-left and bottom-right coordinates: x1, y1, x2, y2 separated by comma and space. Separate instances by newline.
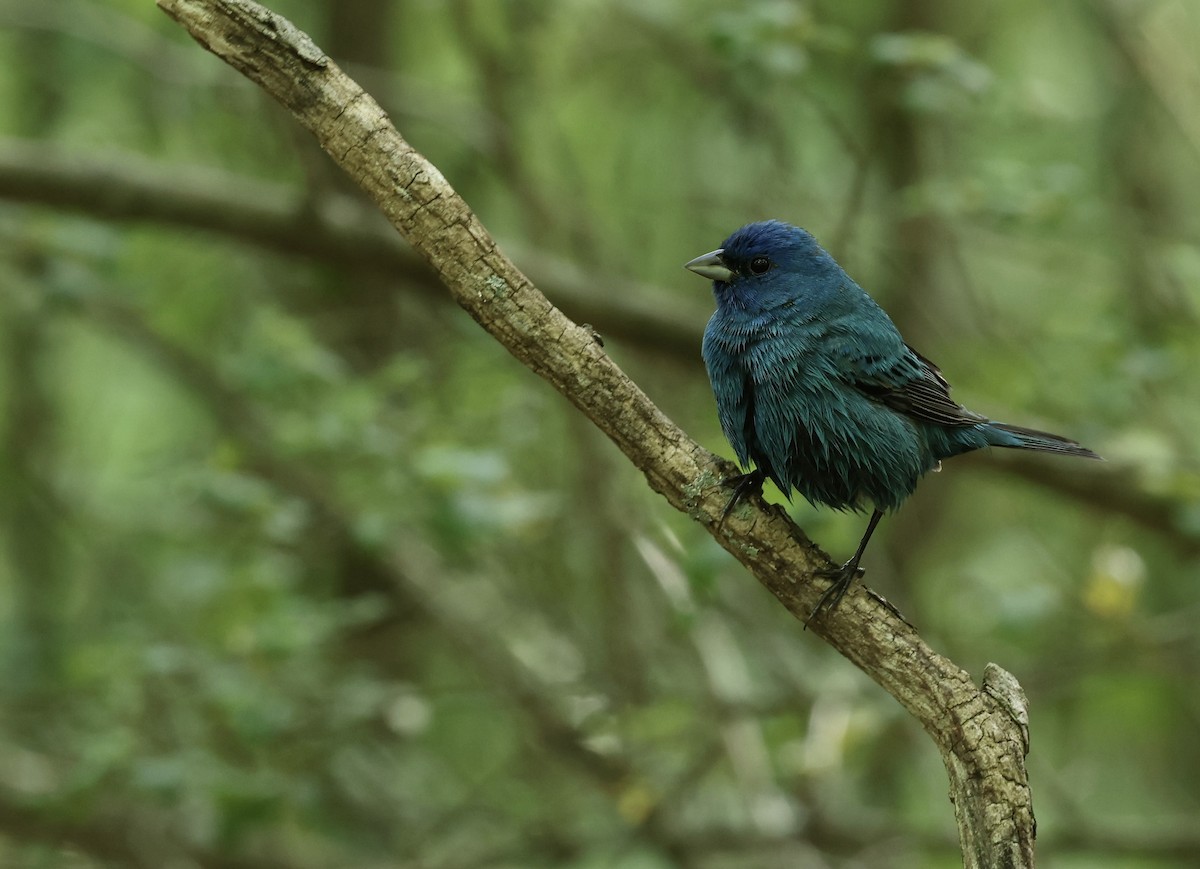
0, 0, 1198, 866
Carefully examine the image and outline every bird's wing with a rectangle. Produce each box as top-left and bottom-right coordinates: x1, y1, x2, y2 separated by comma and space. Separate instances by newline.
838, 341, 986, 428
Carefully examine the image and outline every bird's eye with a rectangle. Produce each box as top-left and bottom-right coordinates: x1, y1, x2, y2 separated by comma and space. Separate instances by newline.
749, 257, 771, 275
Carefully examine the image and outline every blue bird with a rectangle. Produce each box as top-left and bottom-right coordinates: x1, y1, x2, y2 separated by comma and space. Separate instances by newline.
686, 220, 1101, 622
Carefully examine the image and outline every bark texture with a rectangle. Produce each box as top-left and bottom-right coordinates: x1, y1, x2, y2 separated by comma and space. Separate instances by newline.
156, 1, 1036, 865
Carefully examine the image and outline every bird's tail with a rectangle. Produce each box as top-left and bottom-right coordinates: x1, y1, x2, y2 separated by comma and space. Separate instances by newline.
986, 422, 1103, 460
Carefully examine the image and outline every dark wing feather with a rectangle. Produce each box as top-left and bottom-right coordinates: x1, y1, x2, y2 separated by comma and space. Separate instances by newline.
847, 344, 986, 428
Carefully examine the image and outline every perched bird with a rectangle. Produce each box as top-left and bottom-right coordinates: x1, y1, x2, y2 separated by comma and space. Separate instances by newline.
686, 220, 1101, 622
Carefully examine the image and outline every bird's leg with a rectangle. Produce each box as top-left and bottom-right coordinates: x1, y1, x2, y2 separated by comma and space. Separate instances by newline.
718, 469, 766, 526
805, 508, 885, 627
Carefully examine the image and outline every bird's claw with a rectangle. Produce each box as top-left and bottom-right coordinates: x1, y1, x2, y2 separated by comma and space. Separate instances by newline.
815, 564, 866, 580
804, 561, 911, 629
866, 588, 912, 627
717, 471, 765, 527
804, 561, 861, 627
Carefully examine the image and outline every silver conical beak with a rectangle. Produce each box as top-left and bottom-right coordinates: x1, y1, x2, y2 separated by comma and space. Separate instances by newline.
684, 249, 734, 283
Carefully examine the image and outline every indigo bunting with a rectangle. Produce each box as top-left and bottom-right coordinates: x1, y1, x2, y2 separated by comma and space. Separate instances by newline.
686, 220, 1101, 621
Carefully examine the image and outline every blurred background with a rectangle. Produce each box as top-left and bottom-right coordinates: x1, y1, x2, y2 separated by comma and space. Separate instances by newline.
0, 0, 1197, 866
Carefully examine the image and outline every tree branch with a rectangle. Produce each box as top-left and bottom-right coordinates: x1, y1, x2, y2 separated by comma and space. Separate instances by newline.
0, 136, 702, 357
156, 1, 1034, 864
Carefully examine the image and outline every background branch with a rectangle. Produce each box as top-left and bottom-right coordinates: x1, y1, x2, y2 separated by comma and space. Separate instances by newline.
0, 137, 701, 356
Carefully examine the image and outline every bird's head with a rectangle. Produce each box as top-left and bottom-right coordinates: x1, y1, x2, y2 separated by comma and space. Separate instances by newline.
685, 220, 844, 312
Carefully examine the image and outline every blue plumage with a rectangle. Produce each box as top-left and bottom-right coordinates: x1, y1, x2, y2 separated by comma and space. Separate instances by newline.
686, 220, 1100, 620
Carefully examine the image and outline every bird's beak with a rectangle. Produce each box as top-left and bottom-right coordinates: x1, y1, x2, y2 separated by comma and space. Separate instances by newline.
684, 249, 734, 283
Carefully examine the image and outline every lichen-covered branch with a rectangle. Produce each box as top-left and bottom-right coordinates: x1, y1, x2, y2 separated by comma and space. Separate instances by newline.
156, 1, 1036, 864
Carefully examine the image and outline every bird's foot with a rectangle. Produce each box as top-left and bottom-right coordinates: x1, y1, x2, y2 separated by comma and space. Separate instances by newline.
718, 470, 766, 526
804, 563, 912, 629
804, 561, 863, 628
